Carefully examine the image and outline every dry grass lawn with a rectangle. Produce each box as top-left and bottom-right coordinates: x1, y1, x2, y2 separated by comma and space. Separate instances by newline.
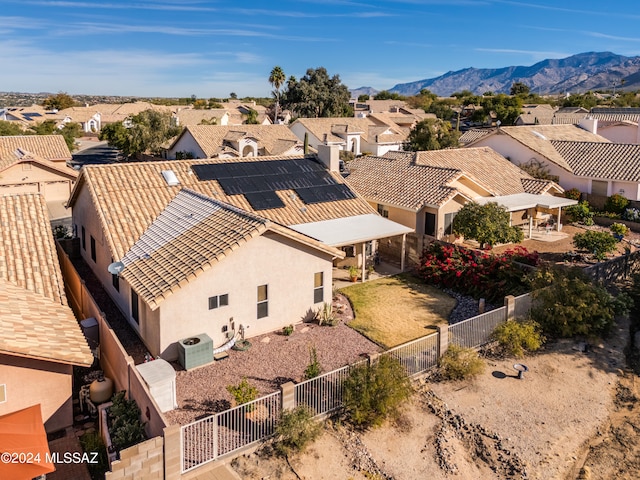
339, 274, 456, 348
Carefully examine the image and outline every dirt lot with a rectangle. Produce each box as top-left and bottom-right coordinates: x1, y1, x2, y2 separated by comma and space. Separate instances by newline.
231, 320, 640, 480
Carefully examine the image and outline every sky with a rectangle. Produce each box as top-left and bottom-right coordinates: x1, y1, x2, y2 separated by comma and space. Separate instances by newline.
2, 0, 640, 98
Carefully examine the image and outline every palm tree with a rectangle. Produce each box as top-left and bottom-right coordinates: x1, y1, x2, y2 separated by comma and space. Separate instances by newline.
269, 66, 286, 123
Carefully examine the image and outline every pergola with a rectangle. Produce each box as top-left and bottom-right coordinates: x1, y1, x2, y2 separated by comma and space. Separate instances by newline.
290, 214, 414, 282
476, 193, 578, 238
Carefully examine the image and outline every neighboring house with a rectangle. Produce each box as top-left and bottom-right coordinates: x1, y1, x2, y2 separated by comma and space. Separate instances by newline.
345, 147, 566, 259
54, 108, 101, 133
0, 193, 93, 433
290, 117, 407, 156
0, 105, 56, 130
68, 146, 411, 360
165, 125, 305, 159
466, 124, 640, 200
515, 104, 557, 126
0, 135, 77, 220
173, 108, 230, 127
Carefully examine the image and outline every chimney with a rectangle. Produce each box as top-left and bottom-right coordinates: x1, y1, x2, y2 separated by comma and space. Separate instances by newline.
317, 144, 340, 172
579, 117, 598, 135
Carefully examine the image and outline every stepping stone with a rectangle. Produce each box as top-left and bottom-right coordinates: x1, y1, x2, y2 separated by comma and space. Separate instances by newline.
260, 336, 271, 343
300, 327, 310, 333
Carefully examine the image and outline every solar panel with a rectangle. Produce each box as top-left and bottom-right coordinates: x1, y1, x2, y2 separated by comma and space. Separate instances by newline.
295, 184, 356, 204
245, 191, 285, 210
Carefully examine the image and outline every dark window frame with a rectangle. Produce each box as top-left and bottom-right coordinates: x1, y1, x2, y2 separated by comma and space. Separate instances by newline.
314, 272, 324, 304
257, 284, 268, 319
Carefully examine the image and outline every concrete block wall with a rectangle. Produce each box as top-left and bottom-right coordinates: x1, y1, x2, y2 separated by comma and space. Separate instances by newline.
106, 437, 164, 480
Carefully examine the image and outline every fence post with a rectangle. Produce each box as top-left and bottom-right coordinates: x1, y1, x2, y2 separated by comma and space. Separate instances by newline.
163, 424, 181, 479
436, 324, 448, 357
504, 295, 515, 320
280, 382, 296, 411
367, 352, 380, 365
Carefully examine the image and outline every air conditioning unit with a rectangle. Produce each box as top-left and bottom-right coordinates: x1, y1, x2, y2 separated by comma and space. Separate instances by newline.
177, 333, 213, 370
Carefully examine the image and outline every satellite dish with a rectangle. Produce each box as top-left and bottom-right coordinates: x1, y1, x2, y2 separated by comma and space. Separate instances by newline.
108, 261, 125, 275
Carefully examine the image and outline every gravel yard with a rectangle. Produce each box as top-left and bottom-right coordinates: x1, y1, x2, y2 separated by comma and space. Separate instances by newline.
165, 294, 380, 426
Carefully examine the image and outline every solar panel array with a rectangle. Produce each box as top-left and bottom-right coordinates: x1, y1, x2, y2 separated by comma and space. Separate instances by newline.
191, 160, 356, 210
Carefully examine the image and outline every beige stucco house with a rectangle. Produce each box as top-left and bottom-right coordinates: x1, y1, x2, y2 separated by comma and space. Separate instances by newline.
345, 147, 566, 260
68, 147, 410, 361
0, 193, 93, 433
0, 135, 77, 220
165, 125, 304, 160
467, 123, 640, 200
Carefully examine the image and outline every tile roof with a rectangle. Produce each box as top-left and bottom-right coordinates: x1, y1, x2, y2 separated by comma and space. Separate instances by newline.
293, 117, 406, 145
482, 125, 611, 172
459, 129, 493, 145
550, 141, 640, 181
0, 135, 72, 164
0, 193, 92, 366
172, 125, 303, 157
0, 149, 78, 180
69, 155, 375, 262
173, 108, 228, 127
345, 147, 558, 211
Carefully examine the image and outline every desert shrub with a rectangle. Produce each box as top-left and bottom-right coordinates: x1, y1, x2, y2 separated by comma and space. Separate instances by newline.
564, 201, 594, 225
623, 208, 640, 222
53, 224, 72, 239
316, 302, 338, 326
610, 222, 629, 237
343, 355, 413, 429
273, 405, 322, 456
226, 378, 258, 406
492, 320, 544, 358
303, 346, 322, 380
438, 345, 485, 380
573, 230, 617, 260
79, 430, 108, 480
564, 188, 582, 200
530, 268, 629, 338
108, 391, 146, 451
416, 243, 536, 302
604, 193, 630, 214
282, 324, 294, 336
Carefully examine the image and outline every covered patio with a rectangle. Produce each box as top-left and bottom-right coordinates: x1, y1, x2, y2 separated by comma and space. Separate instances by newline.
476, 193, 578, 239
290, 213, 414, 282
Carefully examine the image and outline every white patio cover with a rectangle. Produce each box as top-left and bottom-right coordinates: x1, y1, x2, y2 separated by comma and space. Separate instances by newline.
475, 193, 578, 212
290, 214, 414, 247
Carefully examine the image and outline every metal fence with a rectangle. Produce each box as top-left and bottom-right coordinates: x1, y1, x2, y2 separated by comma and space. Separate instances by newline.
513, 293, 532, 319
295, 361, 365, 417
181, 391, 281, 473
448, 306, 507, 349
384, 331, 440, 377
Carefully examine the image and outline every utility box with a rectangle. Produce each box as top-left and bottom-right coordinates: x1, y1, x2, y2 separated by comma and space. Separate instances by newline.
177, 333, 214, 370
136, 359, 177, 413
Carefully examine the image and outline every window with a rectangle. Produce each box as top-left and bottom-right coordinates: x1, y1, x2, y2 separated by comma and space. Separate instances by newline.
111, 258, 119, 292
90, 236, 96, 262
425, 212, 436, 236
591, 180, 608, 196
377, 203, 389, 218
0, 384, 6, 403
444, 212, 457, 236
81, 226, 86, 250
257, 285, 268, 319
131, 289, 139, 324
314, 272, 324, 304
208, 294, 229, 310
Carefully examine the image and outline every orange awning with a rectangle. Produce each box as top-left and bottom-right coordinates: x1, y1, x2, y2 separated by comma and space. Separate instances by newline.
0, 404, 55, 480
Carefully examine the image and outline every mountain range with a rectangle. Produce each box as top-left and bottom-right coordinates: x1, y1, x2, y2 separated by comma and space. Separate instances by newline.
352, 52, 640, 98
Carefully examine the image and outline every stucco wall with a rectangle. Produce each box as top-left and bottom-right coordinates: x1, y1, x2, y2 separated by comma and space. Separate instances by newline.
0, 354, 73, 433
598, 124, 639, 144
157, 232, 333, 359
0, 162, 74, 208
166, 134, 207, 159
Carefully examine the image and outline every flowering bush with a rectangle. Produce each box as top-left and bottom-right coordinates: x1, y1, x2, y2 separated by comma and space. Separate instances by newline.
623, 208, 640, 222
564, 188, 582, 200
604, 193, 629, 214
416, 243, 538, 303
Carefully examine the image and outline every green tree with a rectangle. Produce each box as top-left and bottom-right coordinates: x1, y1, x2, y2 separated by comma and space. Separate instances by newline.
58, 122, 83, 151
243, 108, 259, 124
452, 202, 524, 247
268, 65, 286, 123
480, 94, 523, 125
343, 355, 413, 429
42, 92, 76, 110
229, 92, 238, 100
357, 94, 370, 102
0, 120, 24, 136
281, 67, 351, 118
573, 230, 618, 261
99, 121, 129, 152
510, 82, 531, 96
373, 90, 405, 100
405, 118, 460, 151
29, 119, 57, 135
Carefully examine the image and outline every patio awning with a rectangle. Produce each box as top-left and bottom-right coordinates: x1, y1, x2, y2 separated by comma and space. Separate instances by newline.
475, 193, 578, 212
289, 214, 414, 247
0, 404, 55, 480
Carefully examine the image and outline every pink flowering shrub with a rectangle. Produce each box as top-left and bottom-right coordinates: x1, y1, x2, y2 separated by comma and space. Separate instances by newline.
416, 243, 538, 303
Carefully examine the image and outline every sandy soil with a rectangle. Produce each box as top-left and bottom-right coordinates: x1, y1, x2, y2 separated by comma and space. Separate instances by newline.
231, 323, 635, 480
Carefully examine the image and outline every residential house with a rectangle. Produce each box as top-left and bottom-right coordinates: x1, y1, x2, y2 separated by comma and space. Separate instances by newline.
0, 135, 77, 220
514, 104, 557, 126
53, 107, 102, 133
290, 117, 407, 156
466, 123, 640, 200
68, 146, 411, 360
165, 125, 305, 160
0, 105, 56, 130
345, 147, 566, 261
172, 108, 231, 127
0, 193, 93, 433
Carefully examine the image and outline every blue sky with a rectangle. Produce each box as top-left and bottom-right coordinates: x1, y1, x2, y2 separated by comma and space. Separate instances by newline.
2, 0, 640, 98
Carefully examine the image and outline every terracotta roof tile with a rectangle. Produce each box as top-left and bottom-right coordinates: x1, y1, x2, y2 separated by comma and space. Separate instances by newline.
550, 141, 640, 181
0, 135, 72, 165
293, 117, 406, 145
0, 193, 92, 366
